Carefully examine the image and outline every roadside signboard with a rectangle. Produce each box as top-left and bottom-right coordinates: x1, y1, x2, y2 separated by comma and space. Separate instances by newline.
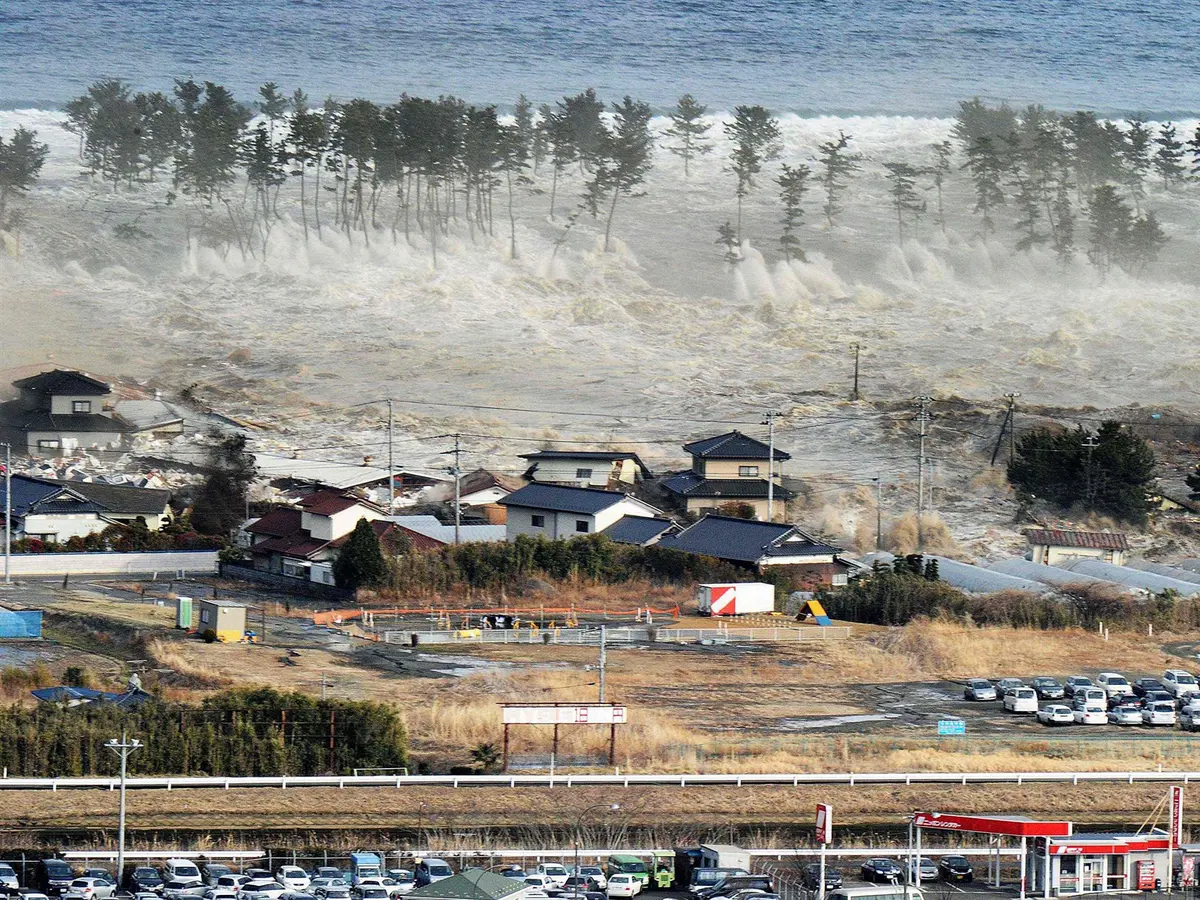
501, 704, 627, 725
937, 719, 966, 736
1172, 785, 1185, 844
816, 803, 833, 844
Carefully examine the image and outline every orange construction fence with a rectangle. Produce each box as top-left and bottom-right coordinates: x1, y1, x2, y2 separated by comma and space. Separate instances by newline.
312, 604, 680, 627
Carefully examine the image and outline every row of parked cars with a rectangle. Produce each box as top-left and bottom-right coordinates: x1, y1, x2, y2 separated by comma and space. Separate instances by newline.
964, 669, 1200, 728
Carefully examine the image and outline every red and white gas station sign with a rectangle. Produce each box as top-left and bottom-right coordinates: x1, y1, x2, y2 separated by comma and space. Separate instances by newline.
1172, 785, 1185, 844
913, 812, 1071, 837
816, 803, 832, 844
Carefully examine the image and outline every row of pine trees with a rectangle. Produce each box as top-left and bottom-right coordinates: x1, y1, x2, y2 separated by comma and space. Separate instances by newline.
4, 81, 1199, 277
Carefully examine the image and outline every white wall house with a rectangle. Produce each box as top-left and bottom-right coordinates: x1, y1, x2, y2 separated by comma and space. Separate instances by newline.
0, 369, 134, 456
1026, 529, 1129, 566
498, 484, 665, 542
519, 451, 650, 488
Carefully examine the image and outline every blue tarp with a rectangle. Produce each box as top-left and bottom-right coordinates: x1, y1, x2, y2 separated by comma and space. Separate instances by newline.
0, 609, 41, 638
31, 686, 153, 707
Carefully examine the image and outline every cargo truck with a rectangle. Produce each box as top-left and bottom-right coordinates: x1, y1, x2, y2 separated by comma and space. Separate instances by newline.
696, 583, 775, 616
698, 845, 752, 873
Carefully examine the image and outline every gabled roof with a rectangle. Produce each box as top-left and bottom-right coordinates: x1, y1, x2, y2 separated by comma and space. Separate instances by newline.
661, 472, 796, 500
498, 483, 636, 515
388, 515, 506, 546
0, 406, 134, 433
683, 430, 790, 461
36, 479, 171, 516
250, 532, 332, 560
0, 475, 65, 517
658, 514, 839, 565
603, 515, 676, 546
13, 369, 112, 396
115, 399, 185, 431
457, 468, 526, 496
297, 490, 383, 517
406, 870, 526, 900
253, 453, 392, 490
519, 450, 651, 477
1025, 529, 1129, 551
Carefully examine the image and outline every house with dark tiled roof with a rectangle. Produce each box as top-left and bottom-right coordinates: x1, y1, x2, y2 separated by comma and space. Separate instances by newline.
658, 514, 855, 588
1025, 529, 1129, 566
519, 449, 651, 488
0, 369, 133, 456
497, 483, 668, 542
242, 489, 389, 582
661, 429, 794, 522
0, 474, 173, 543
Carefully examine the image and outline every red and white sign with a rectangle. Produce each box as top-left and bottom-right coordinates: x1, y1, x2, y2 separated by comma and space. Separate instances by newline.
1172, 785, 1185, 845
697, 583, 775, 616
913, 812, 1071, 837
1047, 836, 1170, 856
816, 803, 833, 844
502, 705, 627, 725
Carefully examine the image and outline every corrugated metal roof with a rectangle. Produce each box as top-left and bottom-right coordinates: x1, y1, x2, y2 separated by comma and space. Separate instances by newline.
254, 453, 393, 489
388, 515, 505, 545
683, 430, 791, 461
926, 556, 1051, 594
1025, 529, 1129, 550
498, 483, 631, 514
406, 871, 526, 900
1059, 559, 1200, 596
1126, 560, 1200, 586
987, 557, 1116, 588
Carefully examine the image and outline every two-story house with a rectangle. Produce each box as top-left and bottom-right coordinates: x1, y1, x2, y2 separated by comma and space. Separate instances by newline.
0, 369, 133, 456
519, 450, 651, 488
660, 430, 794, 521
498, 483, 672, 543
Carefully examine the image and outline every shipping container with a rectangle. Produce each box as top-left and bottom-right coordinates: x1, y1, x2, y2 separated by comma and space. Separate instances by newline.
696, 583, 775, 616
698, 845, 752, 872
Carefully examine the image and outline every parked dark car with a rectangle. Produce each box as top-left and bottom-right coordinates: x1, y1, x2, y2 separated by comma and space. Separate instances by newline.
698, 876, 774, 900
37, 862, 76, 896
938, 857, 974, 882
1133, 677, 1167, 697
499, 870, 526, 881
201, 868, 232, 888
800, 865, 842, 891
1141, 690, 1174, 708
860, 859, 902, 884
1031, 676, 1065, 700
124, 868, 164, 894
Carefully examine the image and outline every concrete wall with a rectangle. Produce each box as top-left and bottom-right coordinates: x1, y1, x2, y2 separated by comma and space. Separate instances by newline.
686, 496, 773, 521
505, 497, 656, 541
527, 458, 616, 487
1032, 544, 1125, 566
3, 550, 218, 576
696, 458, 783, 480
302, 506, 382, 541
21, 512, 110, 541
26, 429, 126, 455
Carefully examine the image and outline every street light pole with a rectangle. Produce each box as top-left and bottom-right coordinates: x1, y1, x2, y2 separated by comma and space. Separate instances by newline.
574, 803, 620, 892
2, 441, 11, 584
106, 731, 142, 886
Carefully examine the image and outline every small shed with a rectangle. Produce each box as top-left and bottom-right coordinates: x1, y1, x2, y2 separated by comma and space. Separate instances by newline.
197, 598, 248, 642
406, 870, 527, 900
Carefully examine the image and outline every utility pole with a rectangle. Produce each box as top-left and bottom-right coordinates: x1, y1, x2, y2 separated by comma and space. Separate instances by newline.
850, 343, 861, 401
443, 434, 462, 545
1083, 433, 1099, 508
762, 411, 780, 521
105, 731, 142, 884
598, 624, 607, 703
2, 442, 10, 585
387, 398, 395, 512
1005, 392, 1020, 465
873, 476, 882, 551
914, 396, 933, 551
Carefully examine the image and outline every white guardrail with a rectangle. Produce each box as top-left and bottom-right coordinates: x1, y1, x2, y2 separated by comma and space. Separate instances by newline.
0, 770, 1197, 791
382, 626, 853, 645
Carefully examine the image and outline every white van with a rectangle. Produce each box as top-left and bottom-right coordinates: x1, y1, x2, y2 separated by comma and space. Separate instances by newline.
165, 861, 203, 883
828, 887, 924, 900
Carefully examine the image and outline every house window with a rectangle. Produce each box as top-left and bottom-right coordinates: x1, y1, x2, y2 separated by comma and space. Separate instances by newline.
37, 439, 61, 450
281, 560, 308, 578
72, 400, 92, 413
531, 514, 546, 528
575, 520, 589, 533
575, 468, 593, 479
200, 609, 211, 625
738, 465, 759, 477
832, 573, 848, 587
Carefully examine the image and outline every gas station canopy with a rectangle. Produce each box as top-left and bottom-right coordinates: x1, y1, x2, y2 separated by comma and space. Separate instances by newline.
913, 812, 1072, 837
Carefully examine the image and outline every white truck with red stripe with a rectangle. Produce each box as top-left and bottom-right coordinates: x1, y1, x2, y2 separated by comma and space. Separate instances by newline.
696, 582, 775, 616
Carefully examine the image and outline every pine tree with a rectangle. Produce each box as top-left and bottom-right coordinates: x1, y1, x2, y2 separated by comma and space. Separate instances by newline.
287, 95, 327, 242
929, 141, 953, 234
664, 93, 713, 178
512, 94, 535, 156
333, 518, 388, 589
1189, 124, 1200, 178
882, 162, 926, 242
1051, 181, 1076, 264
558, 89, 606, 174
962, 136, 1006, 234
724, 105, 782, 242
1126, 211, 1168, 273
1153, 122, 1186, 191
715, 220, 740, 263
816, 131, 861, 227
191, 431, 256, 537
497, 121, 530, 259
256, 82, 289, 141
0, 127, 49, 231
1123, 119, 1152, 211
595, 96, 654, 252
776, 163, 810, 262
1085, 184, 1131, 278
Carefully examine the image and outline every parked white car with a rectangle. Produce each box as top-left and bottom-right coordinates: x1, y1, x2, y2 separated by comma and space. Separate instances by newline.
1108, 704, 1143, 726
1163, 670, 1199, 697
0, 864, 18, 889
1037, 705, 1074, 726
64, 879, 118, 900
1096, 672, 1133, 700
1074, 704, 1107, 725
1078, 687, 1109, 708
216, 875, 251, 893
536, 867, 570, 889
1003, 687, 1038, 713
203, 891, 240, 900
523, 876, 561, 896
606, 876, 642, 899
163, 882, 210, 900
277, 870, 311, 892
1144, 701, 1178, 726
242, 882, 287, 900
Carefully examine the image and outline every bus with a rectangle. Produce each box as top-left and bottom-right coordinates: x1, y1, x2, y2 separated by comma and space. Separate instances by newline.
607, 855, 650, 886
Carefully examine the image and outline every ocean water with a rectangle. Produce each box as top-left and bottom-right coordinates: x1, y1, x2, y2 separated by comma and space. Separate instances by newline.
2, 0, 1198, 116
